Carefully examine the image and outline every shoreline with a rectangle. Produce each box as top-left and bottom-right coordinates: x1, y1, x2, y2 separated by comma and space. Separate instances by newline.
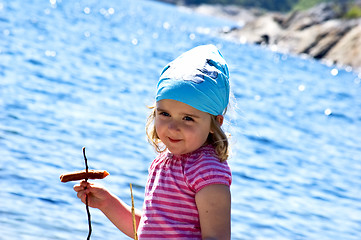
189, 3, 361, 73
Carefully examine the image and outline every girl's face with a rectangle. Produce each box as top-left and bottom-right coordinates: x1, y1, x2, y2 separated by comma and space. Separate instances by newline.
155, 99, 212, 155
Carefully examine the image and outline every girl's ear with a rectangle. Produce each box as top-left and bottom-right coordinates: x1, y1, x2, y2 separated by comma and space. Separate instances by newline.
210, 115, 224, 134
216, 115, 224, 126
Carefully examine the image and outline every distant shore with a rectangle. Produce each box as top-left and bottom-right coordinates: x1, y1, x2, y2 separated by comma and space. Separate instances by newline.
187, 3, 361, 73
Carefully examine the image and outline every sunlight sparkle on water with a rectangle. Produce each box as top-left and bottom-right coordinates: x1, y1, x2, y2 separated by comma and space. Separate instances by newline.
324, 108, 332, 116
45, 50, 56, 57
196, 27, 211, 35
298, 84, 306, 92
163, 22, 170, 30
132, 38, 138, 45
254, 95, 261, 101
239, 36, 247, 44
331, 68, 338, 76
84, 7, 91, 14
108, 7, 115, 15
345, 66, 353, 72
100, 7, 115, 16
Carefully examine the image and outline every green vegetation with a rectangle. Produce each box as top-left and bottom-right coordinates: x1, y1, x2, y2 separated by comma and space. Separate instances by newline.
172, 0, 360, 13
292, 0, 358, 12
344, 5, 361, 18
292, 0, 331, 11
183, 0, 298, 12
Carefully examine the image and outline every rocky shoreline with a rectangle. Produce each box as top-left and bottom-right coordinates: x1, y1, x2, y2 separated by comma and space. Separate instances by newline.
190, 2, 361, 73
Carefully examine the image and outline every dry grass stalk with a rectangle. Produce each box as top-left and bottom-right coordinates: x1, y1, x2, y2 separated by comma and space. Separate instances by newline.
130, 183, 138, 240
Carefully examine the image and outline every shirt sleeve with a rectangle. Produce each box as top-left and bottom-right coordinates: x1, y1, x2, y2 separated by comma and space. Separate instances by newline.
184, 155, 232, 193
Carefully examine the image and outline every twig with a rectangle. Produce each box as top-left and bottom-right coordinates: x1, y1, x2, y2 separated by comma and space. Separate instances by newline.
130, 183, 138, 240
83, 147, 92, 240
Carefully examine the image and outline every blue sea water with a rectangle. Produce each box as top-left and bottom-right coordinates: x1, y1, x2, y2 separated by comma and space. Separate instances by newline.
1, 0, 361, 239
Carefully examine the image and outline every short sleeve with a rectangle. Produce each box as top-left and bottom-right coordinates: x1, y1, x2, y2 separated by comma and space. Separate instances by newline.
184, 155, 232, 193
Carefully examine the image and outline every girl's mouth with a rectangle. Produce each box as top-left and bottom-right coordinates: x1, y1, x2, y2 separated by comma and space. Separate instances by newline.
168, 137, 181, 143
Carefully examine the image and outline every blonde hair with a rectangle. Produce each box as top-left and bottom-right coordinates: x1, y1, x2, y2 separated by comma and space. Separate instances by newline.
146, 106, 229, 162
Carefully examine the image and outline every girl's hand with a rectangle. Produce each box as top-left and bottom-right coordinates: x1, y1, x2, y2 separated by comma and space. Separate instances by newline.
73, 180, 111, 210
75, 180, 142, 238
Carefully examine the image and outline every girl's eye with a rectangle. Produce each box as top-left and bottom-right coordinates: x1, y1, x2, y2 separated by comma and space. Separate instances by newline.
184, 116, 194, 121
159, 111, 170, 117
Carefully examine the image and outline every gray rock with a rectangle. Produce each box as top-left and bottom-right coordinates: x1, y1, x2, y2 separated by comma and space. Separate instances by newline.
220, 3, 361, 72
325, 21, 361, 69
280, 3, 342, 30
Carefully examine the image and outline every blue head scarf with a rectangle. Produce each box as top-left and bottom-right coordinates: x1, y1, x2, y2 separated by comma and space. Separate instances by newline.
156, 44, 230, 116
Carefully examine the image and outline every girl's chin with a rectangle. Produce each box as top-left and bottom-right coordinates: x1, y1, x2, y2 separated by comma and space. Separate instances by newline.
166, 145, 198, 156
165, 144, 186, 155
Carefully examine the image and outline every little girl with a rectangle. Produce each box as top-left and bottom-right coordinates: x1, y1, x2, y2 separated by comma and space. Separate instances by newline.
74, 44, 232, 239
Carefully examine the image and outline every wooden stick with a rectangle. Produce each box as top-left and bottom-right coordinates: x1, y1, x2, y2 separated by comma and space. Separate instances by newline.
83, 147, 92, 240
130, 183, 138, 240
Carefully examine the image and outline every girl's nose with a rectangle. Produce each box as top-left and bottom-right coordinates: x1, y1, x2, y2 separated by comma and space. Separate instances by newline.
168, 120, 180, 131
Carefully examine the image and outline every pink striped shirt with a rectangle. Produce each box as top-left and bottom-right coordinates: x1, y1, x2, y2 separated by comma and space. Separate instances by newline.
137, 145, 232, 239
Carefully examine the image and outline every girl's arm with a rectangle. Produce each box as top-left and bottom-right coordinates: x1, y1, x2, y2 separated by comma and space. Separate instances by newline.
195, 184, 231, 240
74, 181, 141, 239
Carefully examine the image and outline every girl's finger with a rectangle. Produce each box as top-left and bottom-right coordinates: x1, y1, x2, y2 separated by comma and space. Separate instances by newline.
74, 183, 87, 192
77, 189, 89, 201
77, 190, 84, 200
73, 184, 82, 192
80, 180, 89, 187
74, 181, 90, 191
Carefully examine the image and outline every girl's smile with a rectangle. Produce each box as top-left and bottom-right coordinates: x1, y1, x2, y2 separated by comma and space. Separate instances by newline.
168, 137, 181, 143
155, 99, 212, 156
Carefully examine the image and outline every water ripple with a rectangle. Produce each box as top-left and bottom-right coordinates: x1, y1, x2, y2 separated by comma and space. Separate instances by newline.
1, 0, 360, 239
